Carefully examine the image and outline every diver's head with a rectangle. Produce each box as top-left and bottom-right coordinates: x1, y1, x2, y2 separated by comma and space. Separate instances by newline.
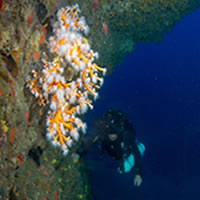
108, 133, 118, 141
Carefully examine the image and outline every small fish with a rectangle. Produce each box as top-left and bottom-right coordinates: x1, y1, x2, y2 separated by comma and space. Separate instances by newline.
102, 22, 108, 35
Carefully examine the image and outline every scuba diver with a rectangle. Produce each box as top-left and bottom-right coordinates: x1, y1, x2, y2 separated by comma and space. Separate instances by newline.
75, 109, 145, 187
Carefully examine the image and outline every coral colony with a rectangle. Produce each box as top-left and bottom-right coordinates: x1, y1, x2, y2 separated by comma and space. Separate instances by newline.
26, 4, 106, 156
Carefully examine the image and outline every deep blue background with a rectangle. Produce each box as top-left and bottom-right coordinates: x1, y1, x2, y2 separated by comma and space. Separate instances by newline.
86, 8, 200, 200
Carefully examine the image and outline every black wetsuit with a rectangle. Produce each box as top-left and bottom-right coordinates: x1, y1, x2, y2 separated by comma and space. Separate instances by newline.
78, 109, 143, 176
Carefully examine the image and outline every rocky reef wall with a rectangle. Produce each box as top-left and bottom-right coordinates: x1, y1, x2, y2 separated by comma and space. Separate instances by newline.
0, 0, 199, 199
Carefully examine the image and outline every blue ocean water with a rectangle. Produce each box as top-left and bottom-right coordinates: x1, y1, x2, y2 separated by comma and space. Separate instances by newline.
86, 8, 200, 200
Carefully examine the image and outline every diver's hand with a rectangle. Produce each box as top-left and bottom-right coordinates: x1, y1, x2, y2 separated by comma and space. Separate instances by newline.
134, 175, 142, 186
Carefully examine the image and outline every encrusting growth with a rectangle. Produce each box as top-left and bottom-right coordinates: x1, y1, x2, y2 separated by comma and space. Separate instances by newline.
26, 4, 106, 155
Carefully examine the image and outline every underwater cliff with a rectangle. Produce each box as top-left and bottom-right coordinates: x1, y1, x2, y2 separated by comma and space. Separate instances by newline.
0, 0, 200, 199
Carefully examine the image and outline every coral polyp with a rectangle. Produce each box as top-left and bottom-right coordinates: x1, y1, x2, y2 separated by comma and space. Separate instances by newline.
26, 4, 106, 155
